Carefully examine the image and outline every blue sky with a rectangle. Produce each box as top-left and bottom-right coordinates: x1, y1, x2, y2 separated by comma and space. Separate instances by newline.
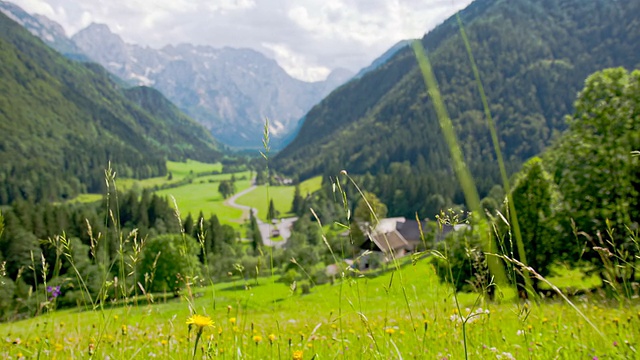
11, 0, 473, 81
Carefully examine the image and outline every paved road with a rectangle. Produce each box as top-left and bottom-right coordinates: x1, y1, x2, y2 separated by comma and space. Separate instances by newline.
224, 185, 296, 248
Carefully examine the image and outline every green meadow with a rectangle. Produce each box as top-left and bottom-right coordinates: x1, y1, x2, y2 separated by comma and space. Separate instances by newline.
117, 160, 224, 191
156, 173, 252, 227
235, 176, 322, 221
1, 260, 637, 359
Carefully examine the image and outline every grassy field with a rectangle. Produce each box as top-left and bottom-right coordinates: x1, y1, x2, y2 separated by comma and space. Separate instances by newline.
157, 174, 252, 227
0, 259, 637, 359
116, 160, 224, 192
236, 176, 323, 221
66, 162, 325, 227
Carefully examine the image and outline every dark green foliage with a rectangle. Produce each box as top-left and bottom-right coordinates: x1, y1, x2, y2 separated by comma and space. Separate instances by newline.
0, 12, 220, 204
290, 185, 304, 216
503, 157, 563, 290
431, 217, 492, 294
354, 191, 388, 224
248, 210, 262, 253
218, 180, 235, 199
548, 68, 640, 284
267, 199, 278, 221
138, 234, 201, 294
274, 0, 640, 219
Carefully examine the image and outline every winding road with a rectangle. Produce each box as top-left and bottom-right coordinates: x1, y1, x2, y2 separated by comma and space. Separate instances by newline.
224, 184, 296, 248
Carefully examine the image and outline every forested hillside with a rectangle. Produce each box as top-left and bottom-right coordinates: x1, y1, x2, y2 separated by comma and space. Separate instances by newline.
0, 12, 220, 204
274, 0, 640, 218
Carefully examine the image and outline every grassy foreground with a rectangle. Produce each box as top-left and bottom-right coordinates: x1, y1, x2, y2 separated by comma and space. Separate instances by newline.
1, 260, 637, 359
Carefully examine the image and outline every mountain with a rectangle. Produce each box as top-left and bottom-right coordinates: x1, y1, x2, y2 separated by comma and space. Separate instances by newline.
0, 0, 86, 60
353, 40, 411, 79
70, 23, 353, 148
274, 0, 640, 218
0, 11, 221, 204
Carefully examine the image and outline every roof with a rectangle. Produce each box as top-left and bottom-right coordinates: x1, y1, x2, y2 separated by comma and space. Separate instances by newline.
362, 229, 410, 253
396, 219, 429, 245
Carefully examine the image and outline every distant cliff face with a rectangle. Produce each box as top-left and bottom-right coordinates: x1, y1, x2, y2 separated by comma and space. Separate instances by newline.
0, 0, 84, 58
71, 23, 353, 148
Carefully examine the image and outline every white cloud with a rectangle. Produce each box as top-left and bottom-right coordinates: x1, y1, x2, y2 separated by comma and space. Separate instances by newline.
262, 42, 330, 82
9, 0, 474, 81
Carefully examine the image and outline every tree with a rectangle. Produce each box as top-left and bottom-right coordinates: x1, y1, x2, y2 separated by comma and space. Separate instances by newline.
138, 234, 201, 294
248, 210, 262, 254
218, 180, 235, 199
291, 184, 304, 215
549, 68, 640, 292
267, 199, 279, 221
354, 191, 388, 224
506, 157, 563, 290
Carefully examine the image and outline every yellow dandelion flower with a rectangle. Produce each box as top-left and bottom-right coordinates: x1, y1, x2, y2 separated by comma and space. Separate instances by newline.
55, 343, 64, 351
160, 340, 168, 346
253, 335, 263, 344
527, 325, 533, 331
542, 317, 548, 323
268, 334, 277, 342
292, 350, 304, 360
385, 328, 395, 335
229, 317, 237, 324
186, 314, 214, 330
306, 342, 313, 348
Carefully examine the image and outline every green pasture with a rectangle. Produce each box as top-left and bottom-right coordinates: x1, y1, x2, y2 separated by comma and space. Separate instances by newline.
1, 260, 637, 359
116, 160, 224, 191
235, 176, 323, 221
157, 177, 252, 227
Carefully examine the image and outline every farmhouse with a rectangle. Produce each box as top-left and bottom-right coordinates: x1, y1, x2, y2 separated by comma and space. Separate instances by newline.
356, 217, 468, 269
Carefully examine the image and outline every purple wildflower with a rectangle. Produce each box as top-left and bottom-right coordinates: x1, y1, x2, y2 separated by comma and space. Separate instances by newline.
47, 285, 61, 300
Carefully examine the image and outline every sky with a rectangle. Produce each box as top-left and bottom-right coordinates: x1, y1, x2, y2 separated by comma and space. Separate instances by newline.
11, 0, 474, 82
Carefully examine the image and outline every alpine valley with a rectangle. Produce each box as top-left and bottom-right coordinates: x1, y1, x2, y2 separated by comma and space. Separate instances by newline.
0, 0, 355, 148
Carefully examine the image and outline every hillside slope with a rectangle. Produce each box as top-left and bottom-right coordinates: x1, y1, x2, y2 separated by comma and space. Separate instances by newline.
274, 0, 640, 217
0, 11, 220, 204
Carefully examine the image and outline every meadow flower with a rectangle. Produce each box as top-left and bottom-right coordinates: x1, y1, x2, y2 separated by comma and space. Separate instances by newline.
385, 328, 396, 335
229, 317, 236, 324
253, 335, 263, 344
268, 334, 276, 343
186, 314, 213, 358
292, 350, 304, 360
186, 314, 214, 330
46, 285, 61, 300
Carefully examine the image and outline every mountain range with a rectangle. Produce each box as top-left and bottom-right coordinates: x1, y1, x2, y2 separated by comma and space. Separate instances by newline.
0, 10, 220, 204
0, 0, 358, 148
274, 0, 640, 217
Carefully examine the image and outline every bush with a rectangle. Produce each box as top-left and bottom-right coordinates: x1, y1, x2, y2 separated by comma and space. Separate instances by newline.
138, 234, 201, 294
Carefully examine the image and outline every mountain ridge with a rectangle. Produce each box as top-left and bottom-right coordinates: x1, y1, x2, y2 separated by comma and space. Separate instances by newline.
71, 22, 353, 148
274, 0, 640, 217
